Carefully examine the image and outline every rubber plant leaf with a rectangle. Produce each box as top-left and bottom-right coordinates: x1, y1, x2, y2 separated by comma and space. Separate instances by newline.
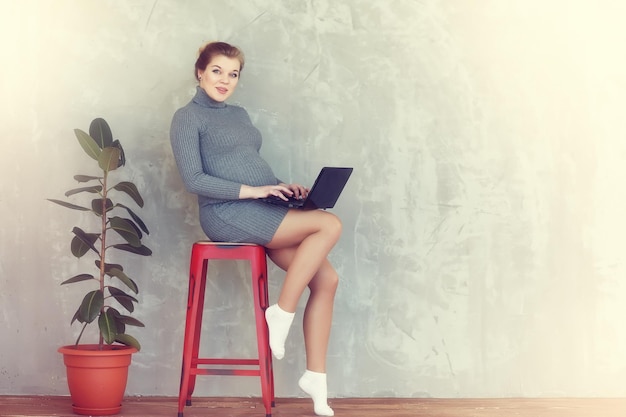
98, 147, 121, 172
114, 317, 126, 334
98, 309, 118, 344
95, 261, 124, 272
115, 333, 141, 351
112, 182, 144, 207
78, 290, 104, 323
74, 128, 101, 161
126, 217, 143, 240
60, 274, 94, 285
65, 185, 102, 197
71, 228, 99, 257
71, 307, 83, 324
114, 314, 145, 328
107, 267, 138, 294
91, 198, 113, 216
89, 117, 113, 149
70, 235, 90, 258
111, 140, 126, 167
73, 174, 101, 183
107, 308, 126, 334
47, 199, 90, 211
118, 203, 149, 234
109, 216, 141, 247
108, 287, 137, 313
112, 243, 152, 256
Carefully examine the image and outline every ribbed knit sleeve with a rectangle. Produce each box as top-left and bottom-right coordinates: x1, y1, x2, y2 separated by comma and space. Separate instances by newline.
170, 105, 242, 201
170, 87, 282, 206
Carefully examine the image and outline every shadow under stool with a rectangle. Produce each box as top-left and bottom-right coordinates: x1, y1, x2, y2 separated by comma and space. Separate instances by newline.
177, 241, 275, 417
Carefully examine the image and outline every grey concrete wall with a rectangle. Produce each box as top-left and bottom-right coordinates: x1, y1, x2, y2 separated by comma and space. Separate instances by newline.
1, 0, 626, 399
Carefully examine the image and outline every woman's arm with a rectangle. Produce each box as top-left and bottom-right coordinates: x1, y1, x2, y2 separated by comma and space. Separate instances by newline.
170, 109, 241, 200
170, 109, 295, 201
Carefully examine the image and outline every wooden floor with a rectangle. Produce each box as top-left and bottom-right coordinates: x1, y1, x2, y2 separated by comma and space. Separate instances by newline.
1, 396, 625, 417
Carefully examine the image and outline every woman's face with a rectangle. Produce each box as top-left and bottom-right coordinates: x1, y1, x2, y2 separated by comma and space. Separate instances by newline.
198, 54, 241, 102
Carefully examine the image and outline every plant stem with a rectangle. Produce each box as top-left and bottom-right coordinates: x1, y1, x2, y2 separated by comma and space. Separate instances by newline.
75, 322, 88, 346
98, 170, 108, 350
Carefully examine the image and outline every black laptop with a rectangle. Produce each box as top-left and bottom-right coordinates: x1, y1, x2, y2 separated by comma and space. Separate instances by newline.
263, 167, 353, 209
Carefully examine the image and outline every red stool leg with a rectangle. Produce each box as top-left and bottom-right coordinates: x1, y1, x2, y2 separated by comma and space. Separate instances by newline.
259, 254, 276, 406
187, 256, 208, 403
250, 247, 274, 417
177, 244, 207, 416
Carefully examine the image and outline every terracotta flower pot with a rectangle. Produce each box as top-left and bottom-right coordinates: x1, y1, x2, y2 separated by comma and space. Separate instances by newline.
58, 344, 137, 416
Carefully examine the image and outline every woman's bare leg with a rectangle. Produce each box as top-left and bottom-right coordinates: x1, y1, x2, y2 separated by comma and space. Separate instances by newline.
267, 247, 338, 372
267, 236, 338, 416
263, 209, 340, 361
304, 261, 338, 372
265, 209, 342, 312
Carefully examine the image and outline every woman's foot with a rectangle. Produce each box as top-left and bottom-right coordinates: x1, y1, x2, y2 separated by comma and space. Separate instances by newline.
298, 370, 334, 416
265, 304, 295, 360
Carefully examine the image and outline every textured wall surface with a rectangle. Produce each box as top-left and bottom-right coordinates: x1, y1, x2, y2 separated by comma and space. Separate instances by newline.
1, 0, 626, 398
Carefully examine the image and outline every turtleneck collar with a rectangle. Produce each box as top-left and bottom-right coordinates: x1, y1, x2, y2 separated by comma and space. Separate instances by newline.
192, 86, 227, 109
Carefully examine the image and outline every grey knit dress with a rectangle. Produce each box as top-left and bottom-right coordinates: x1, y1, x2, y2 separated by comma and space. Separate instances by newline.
170, 87, 289, 244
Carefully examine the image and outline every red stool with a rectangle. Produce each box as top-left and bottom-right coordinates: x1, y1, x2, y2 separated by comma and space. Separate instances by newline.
177, 242, 275, 417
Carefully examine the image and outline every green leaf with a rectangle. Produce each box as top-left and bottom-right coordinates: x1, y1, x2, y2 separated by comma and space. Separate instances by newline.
115, 333, 141, 351
60, 274, 94, 285
108, 287, 137, 313
91, 198, 113, 216
111, 140, 126, 167
109, 216, 141, 247
112, 244, 152, 256
115, 314, 145, 328
71, 307, 83, 324
126, 218, 143, 240
98, 147, 121, 172
71, 235, 91, 258
75, 128, 101, 161
108, 307, 121, 316
65, 185, 102, 197
107, 267, 138, 294
112, 182, 144, 207
114, 319, 126, 334
47, 199, 90, 211
98, 309, 118, 344
96, 261, 123, 273
118, 204, 149, 235
71, 227, 99, 257
74, 174, 102, 183
89, 118, 113, 149
106, 307, 124, 334
78, 290, 104, 323
110, 214, 143, 240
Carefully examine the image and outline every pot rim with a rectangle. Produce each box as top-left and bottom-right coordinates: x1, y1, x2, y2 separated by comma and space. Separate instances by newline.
58, 344, 138, 356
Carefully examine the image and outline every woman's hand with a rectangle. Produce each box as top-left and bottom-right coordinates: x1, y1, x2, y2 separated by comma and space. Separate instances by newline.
279, 183, 310, 200
239, 184, 295, 200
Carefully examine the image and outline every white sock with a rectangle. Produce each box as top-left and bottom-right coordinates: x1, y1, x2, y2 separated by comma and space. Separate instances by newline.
265, 304, 295, 360
298, 370, 334, 416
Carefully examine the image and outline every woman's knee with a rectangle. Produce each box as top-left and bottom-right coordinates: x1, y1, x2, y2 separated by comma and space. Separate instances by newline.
310, 263, 339, 294
327, 269, 340, 293
321, 212, 343, 240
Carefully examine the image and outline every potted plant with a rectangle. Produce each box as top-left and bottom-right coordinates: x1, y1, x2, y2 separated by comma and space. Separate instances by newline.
48, 117, 151, 416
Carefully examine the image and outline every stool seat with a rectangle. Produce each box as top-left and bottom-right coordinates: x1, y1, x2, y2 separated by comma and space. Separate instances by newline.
177, 241, 275, 417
